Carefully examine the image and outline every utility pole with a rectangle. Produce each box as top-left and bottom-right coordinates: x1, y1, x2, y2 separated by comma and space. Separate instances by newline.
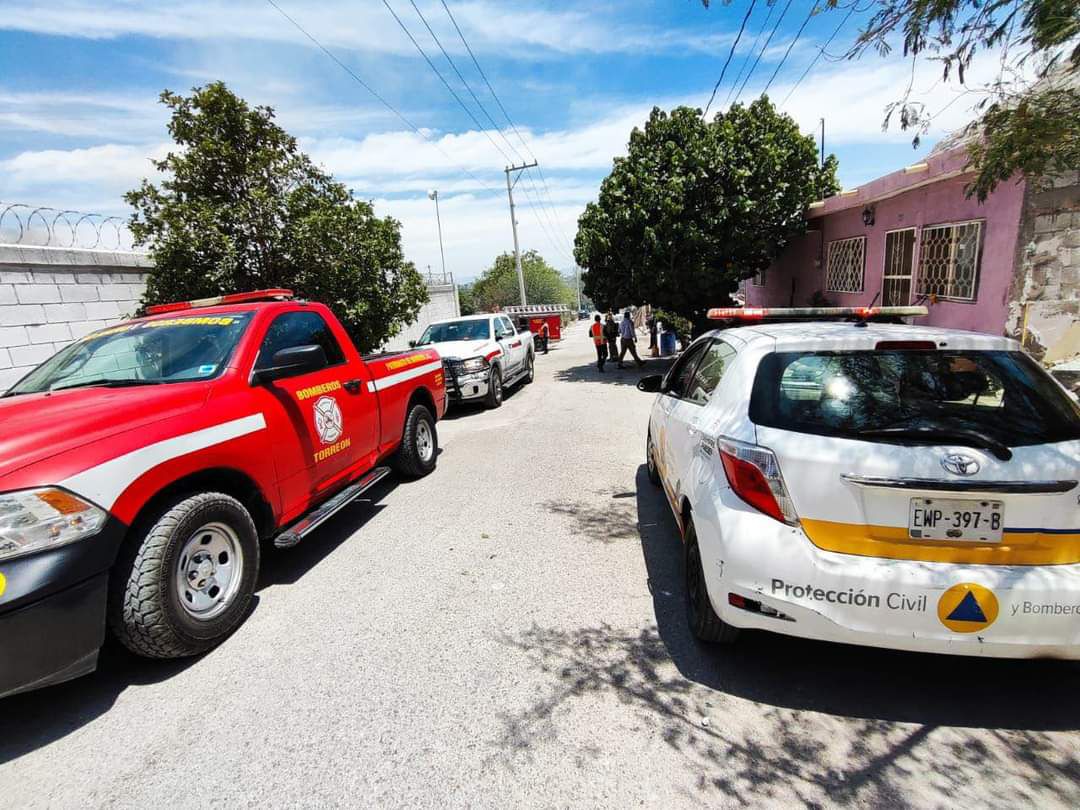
575, 265, 581, 312
504, 160, 538, 306
820, 118, 825, 167
427, 189, 446, 281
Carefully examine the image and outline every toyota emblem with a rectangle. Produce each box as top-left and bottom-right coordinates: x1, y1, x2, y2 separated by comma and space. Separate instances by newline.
941, 453, 980, 476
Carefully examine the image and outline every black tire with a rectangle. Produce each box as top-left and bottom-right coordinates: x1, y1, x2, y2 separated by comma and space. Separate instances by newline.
393, 403, 438, 478
684, 518, 740, 644
646, 430, 661, 487
485, 366, 503, 409
108, 492, 260, 659
523, 352, 535, 384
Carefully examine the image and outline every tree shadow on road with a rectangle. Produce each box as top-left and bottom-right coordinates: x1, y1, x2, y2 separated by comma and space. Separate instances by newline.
0, 478, 401, 765
497, 466, 1080, 804
554, 356, 675, 387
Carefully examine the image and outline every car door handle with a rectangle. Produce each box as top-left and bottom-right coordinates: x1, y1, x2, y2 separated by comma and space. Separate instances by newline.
343, 379, 362, 394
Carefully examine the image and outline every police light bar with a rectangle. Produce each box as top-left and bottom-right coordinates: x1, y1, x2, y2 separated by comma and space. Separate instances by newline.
706, 305, 929, 321
146, 289, 294, 315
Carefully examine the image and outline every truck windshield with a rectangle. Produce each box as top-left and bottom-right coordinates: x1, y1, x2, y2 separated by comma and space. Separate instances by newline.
750, 349, 1080, 447
417, 319, 490, 343
6, 312, 253, 396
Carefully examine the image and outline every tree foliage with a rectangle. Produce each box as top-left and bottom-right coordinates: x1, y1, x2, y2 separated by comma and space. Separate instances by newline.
126, 82, 427, 353
574, 100, 837, 324
843, 0, 1080, 199
470, 250, 576, 313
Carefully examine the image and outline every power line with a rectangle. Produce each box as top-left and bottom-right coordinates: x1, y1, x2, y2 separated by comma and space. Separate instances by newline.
436, 0, 576, 261
264, 0, 498, 193
760, 2, 820, 97
704, 0, 758, 116
780, 4, 856, 106
380, 0, 515, 165
732, 0, 794, 104
726, 0, 779, 106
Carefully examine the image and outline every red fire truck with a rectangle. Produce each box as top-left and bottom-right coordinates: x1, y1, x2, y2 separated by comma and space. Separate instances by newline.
0, 290, 446, 697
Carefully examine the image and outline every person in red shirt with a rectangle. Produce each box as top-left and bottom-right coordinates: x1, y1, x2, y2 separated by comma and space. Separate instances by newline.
589, 314, 606, 372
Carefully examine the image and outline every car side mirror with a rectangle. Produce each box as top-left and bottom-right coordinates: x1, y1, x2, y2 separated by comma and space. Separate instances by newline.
253, 344, 327, 384
637, 375, 663, 393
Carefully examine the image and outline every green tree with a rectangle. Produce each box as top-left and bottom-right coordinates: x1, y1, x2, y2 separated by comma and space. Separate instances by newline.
847, 0, 1080, 200
457, 282, 477, 316
470, 250, 576, 313
574, 101, 837, 325
126, 82, 427, 352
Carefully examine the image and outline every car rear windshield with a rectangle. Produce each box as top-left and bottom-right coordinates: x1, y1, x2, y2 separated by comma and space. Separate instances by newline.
6, 312, 253, 395
750, 349, 1080, 447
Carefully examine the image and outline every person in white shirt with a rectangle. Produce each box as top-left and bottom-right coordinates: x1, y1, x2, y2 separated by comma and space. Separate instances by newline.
618, 310, 645, 368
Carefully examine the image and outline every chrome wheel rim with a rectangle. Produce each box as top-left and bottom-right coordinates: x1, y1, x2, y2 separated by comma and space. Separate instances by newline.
175, 522, 244, 620
417, 419, 435, 463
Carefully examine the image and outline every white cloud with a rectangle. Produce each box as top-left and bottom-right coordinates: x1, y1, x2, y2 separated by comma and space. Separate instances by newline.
0, 0, 734, 57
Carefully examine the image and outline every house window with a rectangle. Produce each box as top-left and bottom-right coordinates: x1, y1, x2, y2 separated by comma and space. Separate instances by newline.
752, 269, 766, 287
825, 236, 866, 293
916, 220, 983, 300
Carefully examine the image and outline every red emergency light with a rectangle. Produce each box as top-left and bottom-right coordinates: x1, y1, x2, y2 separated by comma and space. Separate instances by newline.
707, 305, 928, 321
146, 289, 294, 315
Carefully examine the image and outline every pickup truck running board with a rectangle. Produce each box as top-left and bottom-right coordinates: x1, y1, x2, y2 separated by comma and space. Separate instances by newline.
274, 466, 392, 549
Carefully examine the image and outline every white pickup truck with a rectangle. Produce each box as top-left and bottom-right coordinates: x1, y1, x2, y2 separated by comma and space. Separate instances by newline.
414, 313, 534, 408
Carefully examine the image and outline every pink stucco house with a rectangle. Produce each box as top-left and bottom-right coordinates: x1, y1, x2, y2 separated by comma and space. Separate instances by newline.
744, 144, 1080, 365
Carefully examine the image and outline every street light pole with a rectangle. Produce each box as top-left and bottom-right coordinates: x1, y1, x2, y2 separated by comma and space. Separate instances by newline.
504, 161, 538, 306
427, 189, 446, 280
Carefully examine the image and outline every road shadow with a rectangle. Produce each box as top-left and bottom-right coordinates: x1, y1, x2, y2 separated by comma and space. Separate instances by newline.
495, 466, 1080, 803
554, 355, 675, 387
439, 376, 529, 421
0, 477, 402, 764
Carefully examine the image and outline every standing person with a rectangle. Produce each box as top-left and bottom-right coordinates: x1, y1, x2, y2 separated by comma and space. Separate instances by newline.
603, 312, 620, 368
647, 314, 658, 352
619, 310, 646, 367
589, 314, 606, 372
540, 321, 550, 355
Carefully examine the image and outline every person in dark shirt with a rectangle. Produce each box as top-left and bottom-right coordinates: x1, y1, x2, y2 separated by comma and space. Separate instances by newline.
603, 312, 620, 368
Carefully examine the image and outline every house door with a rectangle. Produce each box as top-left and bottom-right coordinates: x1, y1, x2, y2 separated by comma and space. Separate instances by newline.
882, 228, 917, 306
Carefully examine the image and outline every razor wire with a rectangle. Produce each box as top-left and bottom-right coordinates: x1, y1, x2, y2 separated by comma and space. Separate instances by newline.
0, 203, 141, 252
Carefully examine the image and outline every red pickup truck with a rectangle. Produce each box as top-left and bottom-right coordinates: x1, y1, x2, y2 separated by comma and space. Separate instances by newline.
0, 289, 446, 697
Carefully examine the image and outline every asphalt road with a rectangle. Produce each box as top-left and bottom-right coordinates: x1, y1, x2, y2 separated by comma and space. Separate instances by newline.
2, 322, 1079, 808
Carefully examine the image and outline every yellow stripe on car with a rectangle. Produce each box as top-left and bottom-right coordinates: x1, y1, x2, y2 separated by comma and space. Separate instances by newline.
801, 519, 1080, 565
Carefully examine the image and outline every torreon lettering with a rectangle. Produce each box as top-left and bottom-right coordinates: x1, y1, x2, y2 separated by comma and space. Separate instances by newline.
314, 437, 351, 463
296, 380, 343, 401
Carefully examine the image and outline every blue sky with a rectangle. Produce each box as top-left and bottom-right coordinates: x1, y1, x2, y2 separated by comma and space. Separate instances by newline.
0, 1, 993, 281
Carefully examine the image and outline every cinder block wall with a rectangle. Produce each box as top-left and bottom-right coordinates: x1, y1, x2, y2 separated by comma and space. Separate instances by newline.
382, 282, 462, 352
0, 246, 152, 391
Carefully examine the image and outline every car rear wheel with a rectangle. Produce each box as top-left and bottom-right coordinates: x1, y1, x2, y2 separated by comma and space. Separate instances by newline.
393, 403, 439, 478
108, 492, 260, 659
646, 431, 661, 486
684, 518, 739, 644
485, 366, 503, 409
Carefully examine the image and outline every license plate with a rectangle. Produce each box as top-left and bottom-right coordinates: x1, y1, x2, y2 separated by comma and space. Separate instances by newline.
908, 498, 1004, 542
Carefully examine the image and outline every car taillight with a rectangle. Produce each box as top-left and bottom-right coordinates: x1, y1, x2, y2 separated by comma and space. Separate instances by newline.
717, 437, 798, 525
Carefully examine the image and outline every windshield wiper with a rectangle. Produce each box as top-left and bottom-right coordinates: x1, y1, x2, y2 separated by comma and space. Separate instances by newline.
50, 378, 164, 392
859, 426, 1013, 461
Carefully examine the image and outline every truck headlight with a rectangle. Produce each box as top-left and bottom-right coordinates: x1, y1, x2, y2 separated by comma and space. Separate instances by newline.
460, 357, 489, 374
0, 488, 107, 562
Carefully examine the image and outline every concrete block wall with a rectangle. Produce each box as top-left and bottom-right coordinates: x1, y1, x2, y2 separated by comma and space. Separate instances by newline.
382, 282, 462, 352
0, 246, 152, 391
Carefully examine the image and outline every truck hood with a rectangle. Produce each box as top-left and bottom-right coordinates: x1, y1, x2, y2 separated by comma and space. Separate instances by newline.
422, 340, 493, 360
0, 384, 210, 481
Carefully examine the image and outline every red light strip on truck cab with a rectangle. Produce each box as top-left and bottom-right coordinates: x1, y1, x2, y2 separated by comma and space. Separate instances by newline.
146, 289, 294, 315
707, 306, 928, 321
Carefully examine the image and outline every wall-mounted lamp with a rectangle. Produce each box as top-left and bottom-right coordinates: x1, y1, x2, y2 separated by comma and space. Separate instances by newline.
861, 205, 876, 227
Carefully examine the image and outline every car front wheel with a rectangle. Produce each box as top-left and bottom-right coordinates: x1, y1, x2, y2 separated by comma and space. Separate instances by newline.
485, 366, 503, 408
108, 492, 260, 659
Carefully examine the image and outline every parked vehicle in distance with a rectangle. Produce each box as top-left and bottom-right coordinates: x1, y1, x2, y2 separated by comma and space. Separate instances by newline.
639, 305, 1080, 659
0, 289, 446, 698
414, 313, 534, 408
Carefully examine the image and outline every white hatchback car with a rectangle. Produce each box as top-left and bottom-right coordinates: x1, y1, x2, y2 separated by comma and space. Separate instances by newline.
640, 307, 1080, 658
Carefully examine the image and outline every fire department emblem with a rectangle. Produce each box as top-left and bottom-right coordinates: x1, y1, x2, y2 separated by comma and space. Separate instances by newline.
313, 395, 343, 444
